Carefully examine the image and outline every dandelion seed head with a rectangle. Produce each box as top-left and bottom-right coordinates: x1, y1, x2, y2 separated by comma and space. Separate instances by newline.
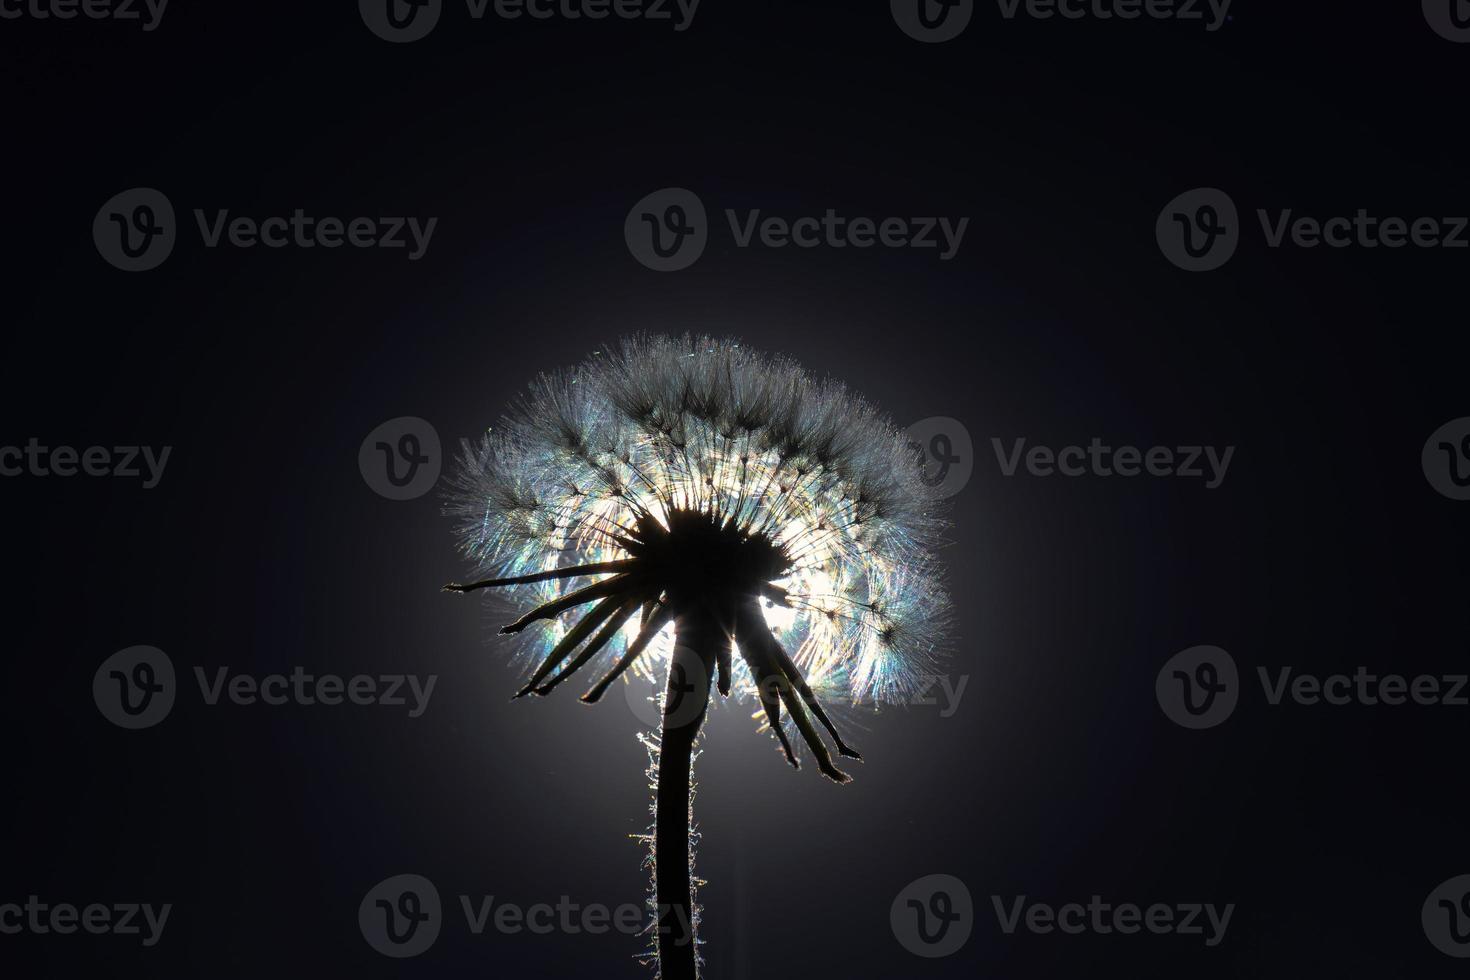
446, 334, 952, 708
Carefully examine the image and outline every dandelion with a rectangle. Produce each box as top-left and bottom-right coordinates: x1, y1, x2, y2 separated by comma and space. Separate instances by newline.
444, 335, 950, 979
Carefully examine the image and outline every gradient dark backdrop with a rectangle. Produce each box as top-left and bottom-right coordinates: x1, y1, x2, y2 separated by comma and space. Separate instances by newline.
3, 2, 1467, 977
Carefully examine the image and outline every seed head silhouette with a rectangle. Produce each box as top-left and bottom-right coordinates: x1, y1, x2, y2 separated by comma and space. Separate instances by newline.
445, 335, 951, 978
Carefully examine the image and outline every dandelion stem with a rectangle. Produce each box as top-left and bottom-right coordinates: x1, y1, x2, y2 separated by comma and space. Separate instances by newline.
655, 608, 721, 980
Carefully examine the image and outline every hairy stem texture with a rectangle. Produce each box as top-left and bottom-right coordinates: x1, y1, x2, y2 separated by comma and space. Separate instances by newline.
655, 608, 720, 980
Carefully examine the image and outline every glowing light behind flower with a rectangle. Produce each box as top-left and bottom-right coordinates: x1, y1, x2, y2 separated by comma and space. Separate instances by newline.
446, 335, 951, 737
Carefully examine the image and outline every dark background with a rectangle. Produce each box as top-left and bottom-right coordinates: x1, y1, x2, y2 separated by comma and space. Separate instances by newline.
2, 1, 1467, 976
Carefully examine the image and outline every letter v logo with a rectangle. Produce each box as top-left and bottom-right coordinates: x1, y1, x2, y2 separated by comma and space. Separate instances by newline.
361, 0, 442, 42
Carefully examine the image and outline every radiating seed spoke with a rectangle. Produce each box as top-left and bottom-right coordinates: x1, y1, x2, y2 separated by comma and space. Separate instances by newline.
500, 574, 636, 635
580, 600, 675, 704
443, 559, 636, 593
